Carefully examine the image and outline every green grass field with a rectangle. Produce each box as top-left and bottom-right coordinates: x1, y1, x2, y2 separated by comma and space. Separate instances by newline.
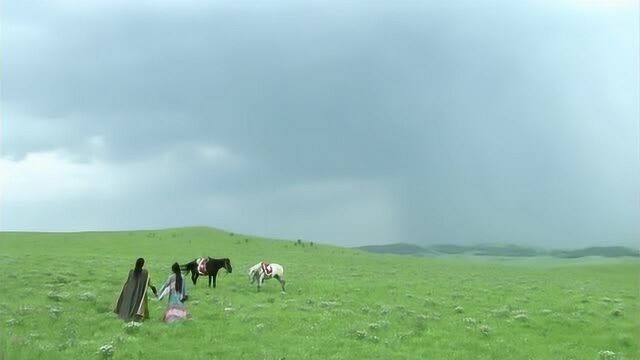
0, 227, 638, 359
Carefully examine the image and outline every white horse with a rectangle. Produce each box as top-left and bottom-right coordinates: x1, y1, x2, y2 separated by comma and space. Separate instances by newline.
248, 262, 286, 292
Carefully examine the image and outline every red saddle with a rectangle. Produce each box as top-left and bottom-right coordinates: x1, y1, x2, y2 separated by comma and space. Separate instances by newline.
261, 262, 273, 275
197, 257, 208, 275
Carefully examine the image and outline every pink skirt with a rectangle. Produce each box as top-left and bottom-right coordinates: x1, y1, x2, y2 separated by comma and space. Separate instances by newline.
164, 307, 188, 323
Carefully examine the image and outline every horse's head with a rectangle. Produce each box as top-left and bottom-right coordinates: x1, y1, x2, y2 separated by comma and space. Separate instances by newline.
224, 258, 233, 273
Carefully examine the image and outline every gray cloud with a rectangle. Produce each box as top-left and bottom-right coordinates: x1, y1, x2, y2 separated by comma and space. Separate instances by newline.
2, 0, 638, 247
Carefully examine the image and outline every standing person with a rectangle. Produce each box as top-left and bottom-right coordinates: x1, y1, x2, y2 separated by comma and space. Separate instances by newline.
158, 262, 188, 323
114, 258, 157, 322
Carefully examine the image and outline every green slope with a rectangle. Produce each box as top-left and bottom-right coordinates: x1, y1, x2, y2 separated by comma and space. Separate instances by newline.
0, 227, 638, 360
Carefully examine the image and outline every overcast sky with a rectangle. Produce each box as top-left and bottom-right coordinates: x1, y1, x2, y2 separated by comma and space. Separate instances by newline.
1, 0, 638, 248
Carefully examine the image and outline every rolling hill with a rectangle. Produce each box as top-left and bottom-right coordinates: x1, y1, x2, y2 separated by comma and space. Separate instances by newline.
0, 227, 638, 359
355, 243, 640, 258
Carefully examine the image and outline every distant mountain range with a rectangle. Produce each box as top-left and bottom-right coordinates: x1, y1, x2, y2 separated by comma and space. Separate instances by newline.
355, 243, 640, 258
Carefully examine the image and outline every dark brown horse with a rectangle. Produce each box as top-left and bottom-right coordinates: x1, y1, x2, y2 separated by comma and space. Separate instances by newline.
180, 257, 232, 288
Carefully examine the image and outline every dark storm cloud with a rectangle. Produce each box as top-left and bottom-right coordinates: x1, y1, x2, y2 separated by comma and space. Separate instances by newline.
2, 0, 638, 247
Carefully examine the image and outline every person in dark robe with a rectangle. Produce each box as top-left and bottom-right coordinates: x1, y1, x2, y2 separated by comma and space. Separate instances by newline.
114, 258, 158, 322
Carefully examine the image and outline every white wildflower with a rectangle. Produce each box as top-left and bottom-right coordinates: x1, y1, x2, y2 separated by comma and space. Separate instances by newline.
320, 301, 339, 308
79, 292, 97, 302
514, 314, 529, 321
123, 321, 142, 333
355, 330, 367, 339
48, 307, 63, 318
98, 344, 114, 359
479, 325, 492, 335
17, 305, 34, 315
463, 317, 477, 325
599, 350, 617, 360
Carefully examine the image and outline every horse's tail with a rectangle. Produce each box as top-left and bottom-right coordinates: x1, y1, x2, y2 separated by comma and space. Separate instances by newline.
180, 261, 194, 275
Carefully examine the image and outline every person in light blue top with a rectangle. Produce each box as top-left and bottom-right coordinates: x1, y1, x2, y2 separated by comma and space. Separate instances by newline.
157, 262, 188, 323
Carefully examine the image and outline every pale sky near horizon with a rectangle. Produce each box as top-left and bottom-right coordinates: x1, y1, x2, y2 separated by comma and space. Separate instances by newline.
1, 0, 638, 248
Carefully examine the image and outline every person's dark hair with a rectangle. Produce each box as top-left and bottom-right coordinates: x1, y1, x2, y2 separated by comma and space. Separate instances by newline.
172, 262, 182, 294
134, 258, 145, 276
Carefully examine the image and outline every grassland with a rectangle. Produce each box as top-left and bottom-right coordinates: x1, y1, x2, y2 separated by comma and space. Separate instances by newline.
0, 227, 638, 359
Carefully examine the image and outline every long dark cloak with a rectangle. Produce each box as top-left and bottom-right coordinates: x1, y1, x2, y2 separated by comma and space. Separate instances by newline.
114, 269, 150, 321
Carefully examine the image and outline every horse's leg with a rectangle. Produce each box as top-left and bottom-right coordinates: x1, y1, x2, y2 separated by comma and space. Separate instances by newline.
208, 275, 212, 288
275, 275, 286, 292
212, 269, 219, 288
192, 273, 199, 285
257, 273, 264, 292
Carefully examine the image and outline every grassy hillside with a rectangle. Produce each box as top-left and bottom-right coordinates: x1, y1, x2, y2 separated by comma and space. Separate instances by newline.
0, 227, 638, 360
